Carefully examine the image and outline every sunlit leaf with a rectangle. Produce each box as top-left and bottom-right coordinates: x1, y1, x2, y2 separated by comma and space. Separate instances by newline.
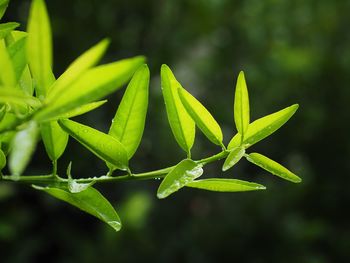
33, 185, 122, 232
27, 0, 52, 97
234, 71, 250, 137
160, 65, 195, 155
228, 104, 299, 149
157, 159, 203, 199
40, 121, 68, 161
7, 36, 27, 82
109, 64, 149, 159
0, 40, 16, 87
0, 0, 9, 20
46, 39, 110, 100
178, 87, 223, 146
35, 56, 145, 121
0, 22, 19, 39
0, 87, 41, 107
9, 121, 39, 176
222, 146, 245, 171
58, 119, 128, 170
0, 148, 6, 170
246, 152, 301, 183
18, 66, 33, 95
186, 178, 266, 192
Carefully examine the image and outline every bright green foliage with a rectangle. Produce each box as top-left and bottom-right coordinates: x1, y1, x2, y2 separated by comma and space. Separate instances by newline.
234, 71, 250, 137
0, 40, 16, 86
186, 178, 266, 192
0, 22, 19, 39
109, 64, 149, 159
178, 87, 223, 146
160, 64, 195, 156
7, 36, 27, 82
0, 0, 9, 20
0, 88, 40, 107
40, 121, 68, 161
58, 119, 128, 171
0, 148, 6, 169
228, 104, 299, 149
9, 121, 39, 176
27, 0, 52, 97
222, 146, 245, 171
157, 159, 203, 199
246, 152, 301, 183
33, 185, 122, 231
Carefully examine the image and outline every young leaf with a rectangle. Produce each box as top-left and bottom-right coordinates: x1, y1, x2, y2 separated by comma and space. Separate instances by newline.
0, 22, 19, 39
160, 65, 195, 155
39, 100, 107, 122
18, 66, 34, 95
58, 119, 128, 170
228, 104, 299, 150
0, 148, 6, 170
7, 36, 27, 81
27, 0, 53, 97
0, 0, 9, 20
222, 146, 245, 171
234, 71, 250, 136
157, 159, 203, 199
34, 56, 145, 122
0, 87, 41, 108
9, 121, 39, 176
46, 39, 110, 101
33, 185, 122, 232
109, 64, 149, 159
178, 87, 223, 146
186, 178, 266, 192
40, 121, 68, 161
246, 152, 301, 183
0, 40, 16, 87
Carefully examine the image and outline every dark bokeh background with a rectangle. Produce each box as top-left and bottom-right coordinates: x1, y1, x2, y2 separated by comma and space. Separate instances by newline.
1, 0, 350, 262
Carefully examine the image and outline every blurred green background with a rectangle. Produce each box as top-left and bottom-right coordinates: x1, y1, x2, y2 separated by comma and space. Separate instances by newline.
1, 0, 350, 262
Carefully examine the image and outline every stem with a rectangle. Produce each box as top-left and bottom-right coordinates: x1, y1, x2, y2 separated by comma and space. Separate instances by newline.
0, 149, 230, 185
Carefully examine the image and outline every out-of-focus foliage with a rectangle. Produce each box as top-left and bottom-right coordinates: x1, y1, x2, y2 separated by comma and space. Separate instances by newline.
1, 0, 349, 262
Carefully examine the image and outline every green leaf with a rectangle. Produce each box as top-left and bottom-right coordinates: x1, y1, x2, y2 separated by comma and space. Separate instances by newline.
187, 178, 266, 192
58, 119, 128, 171
0, 148, 6, 170
35, 56, 145, 122
246, 152, 301, 183
0, 87, 41, 108
0, 40, 16, 87
160, 65, 195, 155
0, 104, 5, 122
0, 0, 9, 20
0, 22, 19, 39
39, 100, 107, 122
157, 159, 203, 199
178, 87, 223, 146
7, 36, 27, 82
33, 185, 122, 232
9, 121, 39, 176
40, 121, 68, 161
27, 0, 52, 97
228, 104, 299, 150
46, 39, 110, 101
222, 146, 245, 171
109, 64, 149, 159
234, 71, 250, 136
18, 66, 33, 95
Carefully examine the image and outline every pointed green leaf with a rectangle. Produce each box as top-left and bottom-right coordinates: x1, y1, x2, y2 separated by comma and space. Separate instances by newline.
18, 66, 33, 95
246, 152, 301, 183
7, 36, 27, 82
178, 87, 223, 146
186, 178, 266, 192
46, 39, 110, 100
33, 185, 122, 232
0, 22, 19, 39
160, 65, 195, 154
228, 104, 299, 150
9, 121, 39, 176
109, 64, 149, 159
0, 148, 6, 170
0, 0, 9, 20
35, 56, 145, 121
39, 100, 107, 122
222, 146, 245, 171
27, 0, 52, 97
58, 119, 128, 170
234, 71, 250, 136
157, 159, 203, 199
0, 87, 41, 108
0, 40, 16, 87
40, 121, 68, 161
